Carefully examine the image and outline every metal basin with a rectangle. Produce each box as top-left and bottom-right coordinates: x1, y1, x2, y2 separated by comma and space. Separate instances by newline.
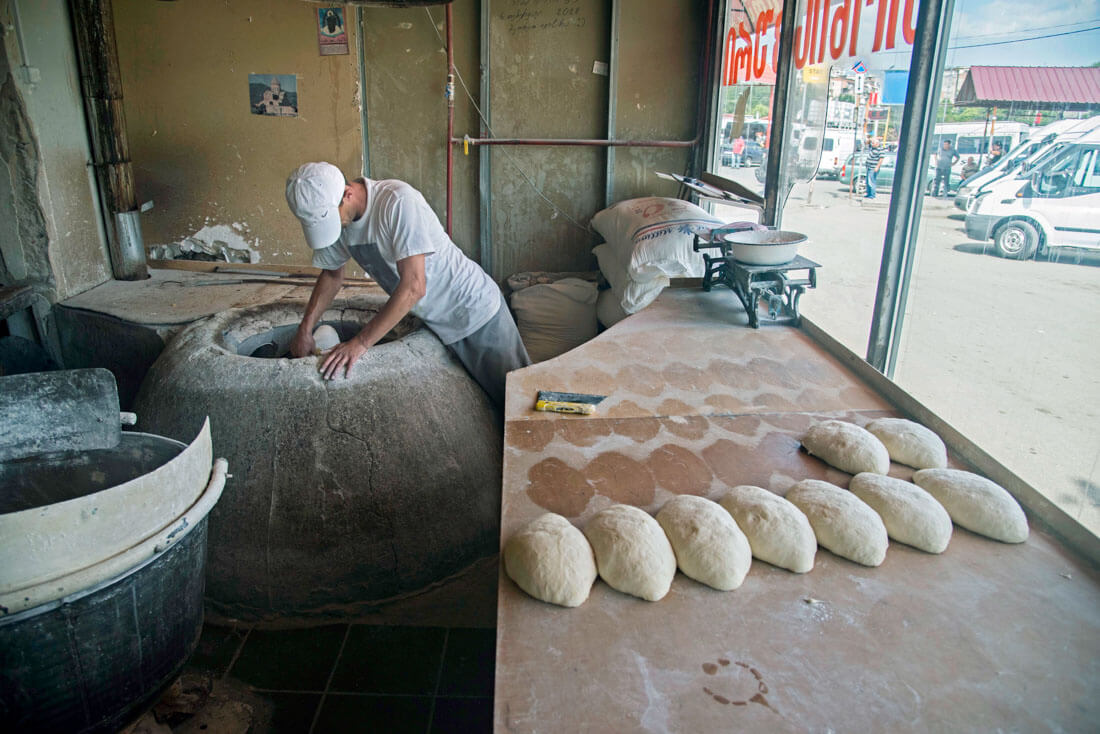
724, 229, 807, 265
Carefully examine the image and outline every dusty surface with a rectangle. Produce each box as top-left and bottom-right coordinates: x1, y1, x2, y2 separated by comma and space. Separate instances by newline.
495, 288, 1100, 732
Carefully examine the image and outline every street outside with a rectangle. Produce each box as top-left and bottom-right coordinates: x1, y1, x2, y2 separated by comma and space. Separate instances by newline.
712, 163, 1100, 536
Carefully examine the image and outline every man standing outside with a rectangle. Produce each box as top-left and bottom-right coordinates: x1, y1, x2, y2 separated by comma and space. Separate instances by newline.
932, 139, 959, 198
731, 135, 746, 168
864, 136, 885, 199
284, 162, 530, 408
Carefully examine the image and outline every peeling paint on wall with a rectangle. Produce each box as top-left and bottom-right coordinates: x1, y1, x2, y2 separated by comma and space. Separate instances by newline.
148, 223, 261, 264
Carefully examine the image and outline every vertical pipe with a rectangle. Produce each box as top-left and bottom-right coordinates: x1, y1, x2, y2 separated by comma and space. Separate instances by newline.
445, 3, 454, 236
604, 0, 621, 209
690, 0, 717, 178
479, 0, 493, 277
866, 0, 956, 374
68, 0, 146, 280
357, 7, 372, 177
762, 0, 800, 227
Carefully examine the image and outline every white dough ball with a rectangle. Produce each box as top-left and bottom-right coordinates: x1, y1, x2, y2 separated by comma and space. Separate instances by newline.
787, 479, 889, 567
583, 504, 677, 602
719, 485, 816, 573
655, 495, 752, 591
312, 324, 341, 353
865, 418, 948, 469
802, 420, 891, 475
849, 472, 952, 553
503, 513, 598, 607
912, 468, 1028, 544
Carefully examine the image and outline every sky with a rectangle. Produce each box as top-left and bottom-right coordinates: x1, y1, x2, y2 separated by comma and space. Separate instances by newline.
879, 0, 1100, 68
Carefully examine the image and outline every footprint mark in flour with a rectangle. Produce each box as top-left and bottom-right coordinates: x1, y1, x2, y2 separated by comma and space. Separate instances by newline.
699, 658, 778, 714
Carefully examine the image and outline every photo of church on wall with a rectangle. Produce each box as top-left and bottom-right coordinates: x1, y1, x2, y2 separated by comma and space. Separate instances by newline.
249, 74, 298, 117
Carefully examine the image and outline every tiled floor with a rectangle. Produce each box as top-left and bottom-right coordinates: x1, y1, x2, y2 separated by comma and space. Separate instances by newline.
185, 622, 495, 733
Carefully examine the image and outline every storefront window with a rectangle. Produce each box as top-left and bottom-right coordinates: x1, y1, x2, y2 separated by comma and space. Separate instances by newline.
711, 0, 1099, 534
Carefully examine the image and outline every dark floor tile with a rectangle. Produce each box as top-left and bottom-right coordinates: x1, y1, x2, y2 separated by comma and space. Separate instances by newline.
329, 625, 446, 695
430, 696, 493, 734
186, 623, 249, 677
251, 691, 323, 734
436, 628, 496, 697
313, 693, 432, 734
230, 624, 347, 691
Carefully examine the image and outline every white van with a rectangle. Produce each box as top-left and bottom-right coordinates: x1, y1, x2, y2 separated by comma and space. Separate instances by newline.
803, 129, 858, 179
964, 129, 1100, 259
955, 116, 1100, 211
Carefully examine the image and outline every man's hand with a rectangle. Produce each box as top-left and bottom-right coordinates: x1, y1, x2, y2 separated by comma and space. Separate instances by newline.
290, 327, 317, 358
319, 337, 368, 380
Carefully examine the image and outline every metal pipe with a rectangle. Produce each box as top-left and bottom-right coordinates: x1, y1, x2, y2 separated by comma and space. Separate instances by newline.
453, 137, 696, 147
605, 0, 621, 208
690, 0, 717, 179
68, 0, 147, 280
478, 0, 492, 276
866, 0, 956, 374
762, 0, 799, 227
445, 4, 454, 236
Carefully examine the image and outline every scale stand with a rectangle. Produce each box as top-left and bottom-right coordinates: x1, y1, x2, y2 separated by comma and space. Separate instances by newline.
693, 233, 820, 328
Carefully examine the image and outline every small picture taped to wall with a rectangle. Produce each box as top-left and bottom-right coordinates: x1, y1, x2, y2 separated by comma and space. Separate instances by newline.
249, 74, 298, 117
317, 7, 348, 56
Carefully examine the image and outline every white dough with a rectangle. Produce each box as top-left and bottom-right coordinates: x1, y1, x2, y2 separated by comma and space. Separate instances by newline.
503, 513, 598, 607
912, 468, 1029, 544
719, 485, 816, 573
865, 418, 948, 470
849, 472, 952, 554
802, 420, 891, 475
312, 324, 341, 353
583, 504, 677, 601
786, 479, 889, 567
655, 495, 752, 591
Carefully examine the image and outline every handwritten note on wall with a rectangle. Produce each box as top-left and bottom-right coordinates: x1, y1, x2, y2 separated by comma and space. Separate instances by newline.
502, 0, 587, 33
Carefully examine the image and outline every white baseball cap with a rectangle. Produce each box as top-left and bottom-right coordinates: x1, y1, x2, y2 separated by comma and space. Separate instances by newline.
285, 162, 346, 249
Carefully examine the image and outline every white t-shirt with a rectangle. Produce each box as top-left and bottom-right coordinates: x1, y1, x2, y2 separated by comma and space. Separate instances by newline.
312, 178, 500, 344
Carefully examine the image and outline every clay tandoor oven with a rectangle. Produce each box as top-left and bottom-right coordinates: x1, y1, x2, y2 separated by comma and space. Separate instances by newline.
134, 296, 503, 621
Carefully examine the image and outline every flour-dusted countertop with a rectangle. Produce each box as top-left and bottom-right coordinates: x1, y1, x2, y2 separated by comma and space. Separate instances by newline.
496, 288, 1099, 732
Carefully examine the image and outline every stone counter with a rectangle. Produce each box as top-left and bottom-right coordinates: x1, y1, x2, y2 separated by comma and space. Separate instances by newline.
495, 288, 1099, 732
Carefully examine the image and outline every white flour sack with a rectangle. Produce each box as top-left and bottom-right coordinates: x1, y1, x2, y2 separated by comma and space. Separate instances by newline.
510, 278, 599, 363
591, 197, 724, 282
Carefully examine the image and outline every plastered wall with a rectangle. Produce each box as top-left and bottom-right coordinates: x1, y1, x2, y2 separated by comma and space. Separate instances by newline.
114, 0, 364, 266
1, 0, 110, 301
112, 0, 705, 280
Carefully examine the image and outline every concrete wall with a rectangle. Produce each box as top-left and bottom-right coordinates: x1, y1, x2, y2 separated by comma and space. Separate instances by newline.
0, 0, 110, 301
113, 0, 364, 266
111, 0, 705, 280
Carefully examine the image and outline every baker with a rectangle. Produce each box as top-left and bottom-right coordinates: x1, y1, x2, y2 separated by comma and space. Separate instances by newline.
285, 161, 529, 407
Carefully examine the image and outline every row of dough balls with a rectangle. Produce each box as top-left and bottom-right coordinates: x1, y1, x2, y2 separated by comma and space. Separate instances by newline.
505, 420, 1029, 608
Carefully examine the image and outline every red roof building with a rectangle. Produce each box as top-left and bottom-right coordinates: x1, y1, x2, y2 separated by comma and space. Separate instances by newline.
955, 66, 1100, 111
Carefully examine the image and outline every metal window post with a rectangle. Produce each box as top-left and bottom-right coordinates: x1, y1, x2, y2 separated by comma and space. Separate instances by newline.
866, 0, 956, 374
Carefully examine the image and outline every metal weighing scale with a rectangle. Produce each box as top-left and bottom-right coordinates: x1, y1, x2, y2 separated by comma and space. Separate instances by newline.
658, 171, 820, 328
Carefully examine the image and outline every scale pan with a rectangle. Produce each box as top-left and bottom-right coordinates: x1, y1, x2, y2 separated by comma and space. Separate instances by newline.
723, 229, 806, 265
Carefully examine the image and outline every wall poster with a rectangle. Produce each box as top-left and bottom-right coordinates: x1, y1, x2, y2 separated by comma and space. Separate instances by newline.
249, 74, 298, 117
317, 7, 348, 56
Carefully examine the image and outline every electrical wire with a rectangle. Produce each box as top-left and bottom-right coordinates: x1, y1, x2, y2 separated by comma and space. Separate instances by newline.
423, 8, 592, 233
950, 24, 1100, 49
951, 18, 1100, 43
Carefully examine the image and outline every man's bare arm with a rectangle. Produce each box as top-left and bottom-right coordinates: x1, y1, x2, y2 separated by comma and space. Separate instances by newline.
319, 254, 426, 380
291, 266, 346, 357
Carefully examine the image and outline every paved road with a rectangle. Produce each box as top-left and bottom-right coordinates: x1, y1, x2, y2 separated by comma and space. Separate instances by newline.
713, 165, 1100, 535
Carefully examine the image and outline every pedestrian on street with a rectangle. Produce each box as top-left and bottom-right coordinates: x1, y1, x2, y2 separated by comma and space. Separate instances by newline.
932, 140, 959, 197
731, 135, 746, 168
864, 136, 885, 199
